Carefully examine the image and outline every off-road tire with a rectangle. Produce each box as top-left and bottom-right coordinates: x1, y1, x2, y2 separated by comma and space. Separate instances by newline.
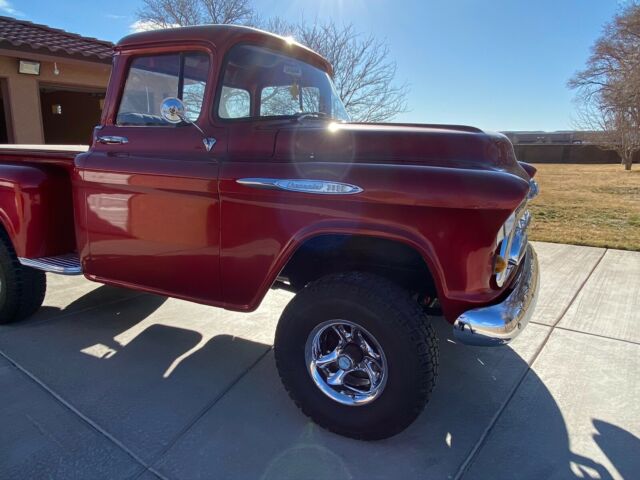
0, 233, 46, 324
274, 271, 439, 440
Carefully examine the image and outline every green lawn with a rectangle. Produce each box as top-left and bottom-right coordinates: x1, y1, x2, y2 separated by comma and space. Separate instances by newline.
528, 163, 640, 251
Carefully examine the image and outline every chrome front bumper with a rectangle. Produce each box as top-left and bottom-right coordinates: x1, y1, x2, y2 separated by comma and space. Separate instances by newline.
453, 243, 539, 346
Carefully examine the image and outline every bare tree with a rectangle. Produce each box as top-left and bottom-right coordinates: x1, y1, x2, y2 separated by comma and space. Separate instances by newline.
575, 102, 640, 171
264, 18, 408, 122
136, 0, 254, 29
201, 0, 253, 24
134, 2, 409, 122
569, 3, 640, 170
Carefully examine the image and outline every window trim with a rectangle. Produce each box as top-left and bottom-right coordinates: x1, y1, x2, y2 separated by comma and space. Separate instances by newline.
115, 50, 211, 128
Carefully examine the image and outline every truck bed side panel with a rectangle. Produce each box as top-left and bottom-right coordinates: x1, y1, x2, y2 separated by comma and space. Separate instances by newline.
0, 162, 76, 258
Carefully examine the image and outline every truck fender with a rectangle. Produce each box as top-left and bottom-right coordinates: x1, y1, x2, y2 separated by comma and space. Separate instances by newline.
242, 220, 446, 313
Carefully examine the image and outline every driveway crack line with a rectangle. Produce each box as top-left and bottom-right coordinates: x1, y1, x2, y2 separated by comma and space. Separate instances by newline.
453, 247, 608, 479
133, 346, 273, 480
550, 324, 639, 346
0, 348, 158, 479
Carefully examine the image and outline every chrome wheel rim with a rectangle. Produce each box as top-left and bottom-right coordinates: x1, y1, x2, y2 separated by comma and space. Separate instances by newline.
305, 320, 388, 406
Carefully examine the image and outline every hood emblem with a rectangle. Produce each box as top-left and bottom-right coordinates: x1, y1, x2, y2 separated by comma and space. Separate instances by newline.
237, 178, 363, 195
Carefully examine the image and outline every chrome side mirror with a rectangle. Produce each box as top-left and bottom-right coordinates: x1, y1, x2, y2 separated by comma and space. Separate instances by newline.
160, 97, 216, 152
160, 97, 186, 124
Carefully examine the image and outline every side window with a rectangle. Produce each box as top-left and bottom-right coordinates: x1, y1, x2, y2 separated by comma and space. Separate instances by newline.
219, 86, 250, 119
260, 86, 320, 117
117, 52, 210, 126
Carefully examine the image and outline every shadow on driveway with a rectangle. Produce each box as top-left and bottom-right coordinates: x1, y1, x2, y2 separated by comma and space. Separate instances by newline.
1, 286, 638, 479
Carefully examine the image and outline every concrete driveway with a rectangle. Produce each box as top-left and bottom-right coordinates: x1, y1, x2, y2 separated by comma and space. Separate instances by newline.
1, 241, 638, 480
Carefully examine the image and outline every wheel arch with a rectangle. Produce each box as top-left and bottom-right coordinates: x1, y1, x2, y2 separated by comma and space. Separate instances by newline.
253, 225, 447, 313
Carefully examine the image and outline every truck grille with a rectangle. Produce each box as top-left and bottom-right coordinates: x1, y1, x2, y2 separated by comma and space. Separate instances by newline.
496, 202, 531, 287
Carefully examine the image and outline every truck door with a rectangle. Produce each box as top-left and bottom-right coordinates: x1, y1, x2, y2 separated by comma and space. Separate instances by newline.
75, 49, 225, 305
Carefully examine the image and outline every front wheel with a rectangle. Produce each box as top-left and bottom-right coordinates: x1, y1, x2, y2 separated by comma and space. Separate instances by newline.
274, 272, 439, 440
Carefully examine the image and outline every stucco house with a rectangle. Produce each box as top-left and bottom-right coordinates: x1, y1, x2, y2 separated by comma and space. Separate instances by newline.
0, 16, 112, 144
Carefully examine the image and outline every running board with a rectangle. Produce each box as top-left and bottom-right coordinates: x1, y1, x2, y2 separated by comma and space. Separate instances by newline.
19, 254, 82, 275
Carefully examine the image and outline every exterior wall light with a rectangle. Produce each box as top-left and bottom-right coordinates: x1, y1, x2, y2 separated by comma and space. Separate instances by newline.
18, 60, 41, 75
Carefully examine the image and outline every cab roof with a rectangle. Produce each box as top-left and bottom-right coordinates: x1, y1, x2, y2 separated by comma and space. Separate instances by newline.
116, 24, 333, 75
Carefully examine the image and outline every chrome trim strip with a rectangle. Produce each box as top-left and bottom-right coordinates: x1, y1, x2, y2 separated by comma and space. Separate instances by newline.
453, 243, 539, 346
96, 135, 128, 145
237, 178, 363, 195
19, 254, 82, 275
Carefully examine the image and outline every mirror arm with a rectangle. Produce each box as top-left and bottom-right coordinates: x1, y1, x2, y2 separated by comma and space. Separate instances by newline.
178, 113, 205, 136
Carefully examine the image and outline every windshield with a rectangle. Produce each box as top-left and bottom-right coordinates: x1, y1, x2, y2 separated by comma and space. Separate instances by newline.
217, 44, 350, 122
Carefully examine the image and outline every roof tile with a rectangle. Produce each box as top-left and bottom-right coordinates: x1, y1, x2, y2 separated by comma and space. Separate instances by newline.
0, 15, 113, 61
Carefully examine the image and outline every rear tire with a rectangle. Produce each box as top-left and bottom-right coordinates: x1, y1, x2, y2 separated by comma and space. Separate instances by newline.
275, 272, 438, 440
0, 233, 46, 324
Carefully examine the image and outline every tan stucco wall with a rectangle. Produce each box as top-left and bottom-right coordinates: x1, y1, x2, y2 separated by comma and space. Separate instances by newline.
0, 53, 111, 144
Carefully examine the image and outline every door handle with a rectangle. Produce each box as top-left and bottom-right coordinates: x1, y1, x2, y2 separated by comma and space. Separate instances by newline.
97, 135, 129, 145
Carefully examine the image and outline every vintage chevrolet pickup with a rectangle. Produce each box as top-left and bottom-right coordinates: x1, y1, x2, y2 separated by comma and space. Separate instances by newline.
0, 25, 539, 439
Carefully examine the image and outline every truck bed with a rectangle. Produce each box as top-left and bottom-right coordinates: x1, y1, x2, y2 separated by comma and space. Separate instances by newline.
0, 144, 83, 259
0, 144, 87, 170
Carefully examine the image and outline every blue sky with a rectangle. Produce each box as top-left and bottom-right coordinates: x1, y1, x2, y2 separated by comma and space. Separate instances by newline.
3, 0, 624, 131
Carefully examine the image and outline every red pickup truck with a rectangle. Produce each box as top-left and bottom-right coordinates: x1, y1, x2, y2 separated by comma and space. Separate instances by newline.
0, 25, 539, 439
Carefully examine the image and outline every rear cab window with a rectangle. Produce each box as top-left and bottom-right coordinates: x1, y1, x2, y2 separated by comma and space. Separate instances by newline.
216, 44, 349, 121
219, 86, 250, 118
260, 86, 320, 116
117, 52, 210, 126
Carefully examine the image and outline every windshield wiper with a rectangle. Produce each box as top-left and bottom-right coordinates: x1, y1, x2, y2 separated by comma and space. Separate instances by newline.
294, 112, 332, 122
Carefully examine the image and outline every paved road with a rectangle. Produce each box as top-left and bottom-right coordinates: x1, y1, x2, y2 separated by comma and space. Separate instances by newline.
1, 242, 638, 480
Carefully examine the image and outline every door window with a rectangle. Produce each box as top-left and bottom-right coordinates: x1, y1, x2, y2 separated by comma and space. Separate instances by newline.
117, 52, 210, 126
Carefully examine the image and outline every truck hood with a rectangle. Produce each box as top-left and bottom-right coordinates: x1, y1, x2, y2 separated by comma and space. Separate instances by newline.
274, 122, 529, 179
